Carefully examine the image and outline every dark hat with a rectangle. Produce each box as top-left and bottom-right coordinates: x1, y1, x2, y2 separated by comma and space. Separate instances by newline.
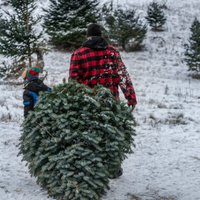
87, 23, 102, 37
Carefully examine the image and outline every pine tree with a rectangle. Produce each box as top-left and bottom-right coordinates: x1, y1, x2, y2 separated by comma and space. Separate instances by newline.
185, 18, 200, 72
0, 61, 12, 78
146, 1, 166, 31
101, 1, 116, 43
43, 0, 100, 49
102, 5, 147, 51
0, 0, 46, 68
19, 81, 136, 200
115, 7, 147, 51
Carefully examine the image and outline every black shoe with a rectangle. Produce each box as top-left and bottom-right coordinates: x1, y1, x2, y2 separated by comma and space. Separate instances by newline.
109, 167, 123, 179
117, 167, 123, 177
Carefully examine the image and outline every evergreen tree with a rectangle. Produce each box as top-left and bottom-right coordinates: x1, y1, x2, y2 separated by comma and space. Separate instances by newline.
0, 61, 12, 78
115, 7, 147, 51
102, 4, 147, 51
101, 1, 116, 43
43, 0, 100, 49
0, 0, 46, 68
185, 18, 200, 72
146, 1, 166, 31
19, 81, 136, 200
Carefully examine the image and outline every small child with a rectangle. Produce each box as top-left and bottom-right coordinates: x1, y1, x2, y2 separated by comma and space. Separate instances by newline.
22, 67, 51, 118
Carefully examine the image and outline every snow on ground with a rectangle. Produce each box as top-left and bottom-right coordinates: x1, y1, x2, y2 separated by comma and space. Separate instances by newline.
1, 0, 200, 200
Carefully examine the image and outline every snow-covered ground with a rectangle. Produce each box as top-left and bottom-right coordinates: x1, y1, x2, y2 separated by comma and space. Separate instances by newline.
1, 0, 200, 200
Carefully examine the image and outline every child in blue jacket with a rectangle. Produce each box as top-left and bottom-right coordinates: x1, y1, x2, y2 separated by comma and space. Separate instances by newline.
22, 67, 51, 118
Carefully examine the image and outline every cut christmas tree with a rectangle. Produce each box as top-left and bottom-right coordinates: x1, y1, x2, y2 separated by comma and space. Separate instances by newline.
19, 80, 136, 200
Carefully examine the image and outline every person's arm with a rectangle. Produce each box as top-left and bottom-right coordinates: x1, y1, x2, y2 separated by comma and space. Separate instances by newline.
115, 50, 137, 106
69, 52, 82, 82
35, 79, 52, 92
39, 82, 52, 92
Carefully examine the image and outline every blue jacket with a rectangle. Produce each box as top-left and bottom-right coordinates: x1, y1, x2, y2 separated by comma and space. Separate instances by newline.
23, 78, 51, 117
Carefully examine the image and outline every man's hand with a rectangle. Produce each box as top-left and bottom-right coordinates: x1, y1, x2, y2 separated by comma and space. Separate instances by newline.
129, 104, 136, 111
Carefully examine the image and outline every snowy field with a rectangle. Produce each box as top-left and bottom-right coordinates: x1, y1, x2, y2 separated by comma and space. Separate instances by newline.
1, 0, 200, 200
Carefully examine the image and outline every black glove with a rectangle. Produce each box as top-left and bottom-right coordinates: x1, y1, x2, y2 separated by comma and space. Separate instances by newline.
129, 104, 136, 111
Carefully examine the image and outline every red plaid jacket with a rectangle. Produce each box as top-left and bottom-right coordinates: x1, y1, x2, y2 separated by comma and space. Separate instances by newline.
69, 37, 137, 106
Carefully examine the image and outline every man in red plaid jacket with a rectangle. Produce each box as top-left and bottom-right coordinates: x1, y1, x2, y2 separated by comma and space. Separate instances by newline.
69, 23, 137, 109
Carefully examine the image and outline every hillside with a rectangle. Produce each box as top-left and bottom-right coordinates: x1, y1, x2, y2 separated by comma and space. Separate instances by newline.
0, 0, 200, 200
